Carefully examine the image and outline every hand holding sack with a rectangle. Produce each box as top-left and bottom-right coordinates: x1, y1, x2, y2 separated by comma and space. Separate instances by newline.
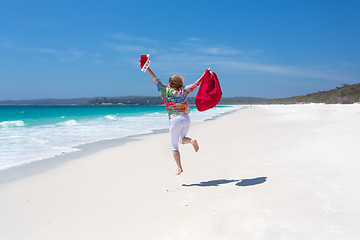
140, 54, 151, 72
195, 69, 222, 111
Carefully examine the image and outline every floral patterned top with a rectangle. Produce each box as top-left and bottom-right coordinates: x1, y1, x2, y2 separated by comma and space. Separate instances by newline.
153, 77, 202, 119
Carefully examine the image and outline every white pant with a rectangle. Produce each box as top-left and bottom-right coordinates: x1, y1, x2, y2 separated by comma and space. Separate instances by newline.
169, 113, 190, 150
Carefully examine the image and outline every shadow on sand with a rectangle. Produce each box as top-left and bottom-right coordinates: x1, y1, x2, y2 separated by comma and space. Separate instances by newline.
182, 177, 267, 187
236, 177, 267, 186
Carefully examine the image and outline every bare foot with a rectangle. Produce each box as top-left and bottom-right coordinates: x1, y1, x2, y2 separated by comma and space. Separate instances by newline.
191, 139, 199, 152
176, 168, 183, 175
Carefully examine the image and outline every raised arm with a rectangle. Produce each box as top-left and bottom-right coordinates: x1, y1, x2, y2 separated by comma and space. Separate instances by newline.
146, 67, 157, 79
197, 70, 207, 82
147, 67, 166, 94
184, 70, 207, 93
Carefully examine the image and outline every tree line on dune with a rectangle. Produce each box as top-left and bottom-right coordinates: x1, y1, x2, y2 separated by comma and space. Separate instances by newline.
1, 83, 359, 105
88, 83, 360, 105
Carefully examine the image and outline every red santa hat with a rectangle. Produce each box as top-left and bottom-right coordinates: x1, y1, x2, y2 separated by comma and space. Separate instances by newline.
140, 54, 151, 72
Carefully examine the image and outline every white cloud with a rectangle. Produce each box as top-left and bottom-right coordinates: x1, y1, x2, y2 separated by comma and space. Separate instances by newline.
0, 39, 28, 51
69, 50, 84, 57
189, 37, 202, 41
36, 48, 61, 54
32, 48, 85, 61
102, 34, 353, 82
214, 59, 354, 82
108, 33, 156, 43
34, 48, 85, 62
104, 43, 143, 52
152, 52, 353, 82
103, 43, 157, 54
58, 58, 73, 62
0, 38, 87, 61
0, 40, 15, 49
198, 47, 238, 55
251, 49, 263, 55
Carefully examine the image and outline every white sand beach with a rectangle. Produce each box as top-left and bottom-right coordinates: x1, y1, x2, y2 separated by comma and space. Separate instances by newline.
1, 104, 360, 240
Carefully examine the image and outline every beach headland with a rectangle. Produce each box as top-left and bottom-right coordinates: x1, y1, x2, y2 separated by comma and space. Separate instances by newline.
0, 104, 359, 240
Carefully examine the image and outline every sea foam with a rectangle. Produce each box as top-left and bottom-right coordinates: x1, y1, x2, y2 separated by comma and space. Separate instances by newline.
0, 105, 244, 171
0, 120, 25, 128
57, 120, 78, 126
105, 115, 117, 120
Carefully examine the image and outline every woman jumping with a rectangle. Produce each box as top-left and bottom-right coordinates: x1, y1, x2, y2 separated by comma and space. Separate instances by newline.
145, 67, 206, 175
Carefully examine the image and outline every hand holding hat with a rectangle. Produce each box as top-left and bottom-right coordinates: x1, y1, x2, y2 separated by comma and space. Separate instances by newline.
140, 54, 151, 72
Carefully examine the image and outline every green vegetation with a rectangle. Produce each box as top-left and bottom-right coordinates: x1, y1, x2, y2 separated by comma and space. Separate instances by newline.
87, 96, 163, 105
0, 98, 92, 105
87, 96, 267, 105
1, 82, 359, 105
264, 83, 360, 104
87, 83, 360, 105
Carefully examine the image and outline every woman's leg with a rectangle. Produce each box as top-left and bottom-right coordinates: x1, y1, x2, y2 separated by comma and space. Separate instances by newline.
169, 115, 184, 175
179, 114, 199, 152
172, 150, 183, 175
169, 114, 199, 175
182, 137, 199, 152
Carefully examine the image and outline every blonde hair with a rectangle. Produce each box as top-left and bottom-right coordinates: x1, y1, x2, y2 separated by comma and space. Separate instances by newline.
169, 75, 183, 90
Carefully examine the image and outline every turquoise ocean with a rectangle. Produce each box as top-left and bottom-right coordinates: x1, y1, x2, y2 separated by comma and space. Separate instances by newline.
0, 105, 243, 170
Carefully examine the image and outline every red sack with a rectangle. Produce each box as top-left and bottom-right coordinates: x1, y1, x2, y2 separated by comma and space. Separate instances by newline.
195, 69, 222, 111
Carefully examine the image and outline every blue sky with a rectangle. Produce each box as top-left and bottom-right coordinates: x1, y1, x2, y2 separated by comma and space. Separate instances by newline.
0, 0, 359, 100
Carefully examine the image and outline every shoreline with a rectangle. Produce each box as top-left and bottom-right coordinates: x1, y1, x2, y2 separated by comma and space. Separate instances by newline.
0, 129, 165, 185
0, 106, 244, 185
